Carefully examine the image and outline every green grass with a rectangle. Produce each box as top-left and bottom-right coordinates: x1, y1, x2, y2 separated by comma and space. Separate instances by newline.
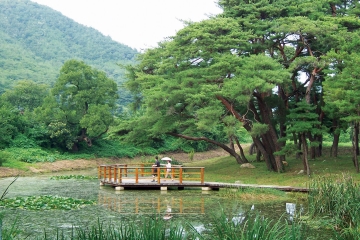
2, 159, 31, 171
186, 146, 360, 188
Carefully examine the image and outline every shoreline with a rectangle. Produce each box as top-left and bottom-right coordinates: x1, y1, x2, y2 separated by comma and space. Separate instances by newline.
0, 148, 233, 178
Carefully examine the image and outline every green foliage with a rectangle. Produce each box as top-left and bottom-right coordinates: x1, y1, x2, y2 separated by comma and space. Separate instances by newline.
286, 101, 324, 135
249, 123, 269, 138
9, 134, 38, 149
324, 51, 360, 123
0, 105, 23, 149
0, 195, 96, 210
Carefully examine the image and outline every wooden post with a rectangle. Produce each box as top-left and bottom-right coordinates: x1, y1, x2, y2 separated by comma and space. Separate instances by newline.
200, 168, 204, 184
135, 168, 139, 183
119, 168, 122, 183
124, 164, 128, 177
157, 168, 160, 182
106, 166, 111, 182
179, 168, 183, 184
113, 166, 117, 183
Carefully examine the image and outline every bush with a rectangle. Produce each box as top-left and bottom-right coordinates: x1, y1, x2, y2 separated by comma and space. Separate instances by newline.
4, 147, 58, 163
0, 150, 12, 166
9, 134, 38, 148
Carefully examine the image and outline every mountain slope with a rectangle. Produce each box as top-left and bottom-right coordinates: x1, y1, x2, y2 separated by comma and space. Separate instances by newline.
0, 0, 138, 100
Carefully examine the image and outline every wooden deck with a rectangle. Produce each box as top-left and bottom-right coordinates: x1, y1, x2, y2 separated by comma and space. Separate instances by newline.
98, 164, 309, 192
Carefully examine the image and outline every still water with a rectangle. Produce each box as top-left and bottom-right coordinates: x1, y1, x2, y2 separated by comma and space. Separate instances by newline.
0, 170, 302, 238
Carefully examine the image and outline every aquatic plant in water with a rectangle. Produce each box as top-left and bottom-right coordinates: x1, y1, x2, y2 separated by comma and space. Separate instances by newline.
0, 195, 96, 210
50, 175, 98, 180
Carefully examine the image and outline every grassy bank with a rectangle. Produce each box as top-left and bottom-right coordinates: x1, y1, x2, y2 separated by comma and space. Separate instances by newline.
185, 145, 360, 187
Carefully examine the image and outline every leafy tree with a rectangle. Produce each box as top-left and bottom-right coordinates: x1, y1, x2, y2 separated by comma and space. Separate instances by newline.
280, 101, 325, 175
324, 51, 360, 173
35, 60, 119, 151
1, 80, 49, 111
122, 17, 291, 166
0, 102, 24, 149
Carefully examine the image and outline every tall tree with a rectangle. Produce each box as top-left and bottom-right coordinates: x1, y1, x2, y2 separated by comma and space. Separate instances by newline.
35, 60, 118, 150
324, 51, 360, 173
123, 18, 290, 167
218, 0, 359, 163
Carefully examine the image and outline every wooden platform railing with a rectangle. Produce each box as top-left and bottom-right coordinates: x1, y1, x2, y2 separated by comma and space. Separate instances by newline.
98, 164, 205, 184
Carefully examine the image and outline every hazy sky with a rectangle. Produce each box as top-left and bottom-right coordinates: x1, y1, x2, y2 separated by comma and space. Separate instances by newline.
30, 0, 223, 51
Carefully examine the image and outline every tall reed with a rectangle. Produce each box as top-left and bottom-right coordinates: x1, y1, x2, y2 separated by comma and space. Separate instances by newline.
308, 174, 360, 238
207, 208, 305, 240
2, 212, 307, 240
36, 217, 198, 240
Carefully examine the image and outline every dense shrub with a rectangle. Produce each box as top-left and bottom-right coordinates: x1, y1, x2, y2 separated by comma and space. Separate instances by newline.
0, 150, 11, 166
3, 147, 58, 163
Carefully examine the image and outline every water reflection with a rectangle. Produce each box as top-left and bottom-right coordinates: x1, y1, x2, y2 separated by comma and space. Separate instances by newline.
98, 192, 205, 216
286, 202, 304, 222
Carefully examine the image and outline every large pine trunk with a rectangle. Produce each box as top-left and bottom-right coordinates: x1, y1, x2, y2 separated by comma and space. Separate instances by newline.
253, 96, 284, 172
217, 95, 283, 172
301, 133, 311, 176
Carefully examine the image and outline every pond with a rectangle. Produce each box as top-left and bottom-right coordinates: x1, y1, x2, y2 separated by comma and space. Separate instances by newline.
0, 170, 320, 239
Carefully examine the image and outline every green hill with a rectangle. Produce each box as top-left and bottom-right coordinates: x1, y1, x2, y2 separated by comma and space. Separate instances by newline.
0, 0, 138, 103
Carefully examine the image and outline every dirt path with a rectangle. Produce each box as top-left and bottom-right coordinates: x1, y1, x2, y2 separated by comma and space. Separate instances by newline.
0, 148, 233, 178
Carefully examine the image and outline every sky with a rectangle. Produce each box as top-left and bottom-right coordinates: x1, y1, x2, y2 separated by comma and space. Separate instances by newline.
30, 0, 223, 51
